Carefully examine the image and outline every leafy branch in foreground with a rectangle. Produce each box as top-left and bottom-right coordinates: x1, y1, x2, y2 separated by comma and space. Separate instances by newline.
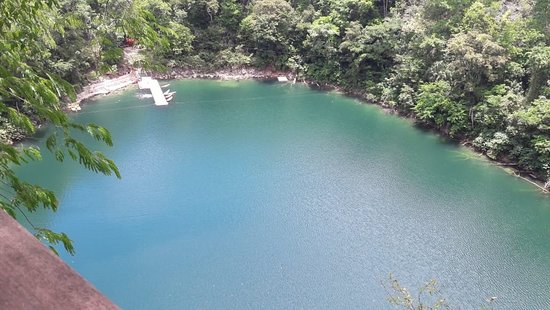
384, 274, 498, 310
0, 0, 120, 255
384, 274, 450, 310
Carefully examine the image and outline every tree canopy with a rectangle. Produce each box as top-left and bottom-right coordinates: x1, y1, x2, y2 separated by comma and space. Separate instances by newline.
0, 0, 121, 254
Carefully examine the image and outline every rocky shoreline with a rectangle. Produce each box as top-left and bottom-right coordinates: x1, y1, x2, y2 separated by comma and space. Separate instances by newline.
66, 72, 139, 112
67, 68, 297, 111
72, 67, 548, 193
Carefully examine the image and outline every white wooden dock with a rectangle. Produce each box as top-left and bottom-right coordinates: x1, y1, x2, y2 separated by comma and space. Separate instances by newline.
138, 77, 169, 106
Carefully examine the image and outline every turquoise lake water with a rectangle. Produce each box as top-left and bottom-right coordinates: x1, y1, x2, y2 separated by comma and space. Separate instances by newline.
16, 80, 550, 309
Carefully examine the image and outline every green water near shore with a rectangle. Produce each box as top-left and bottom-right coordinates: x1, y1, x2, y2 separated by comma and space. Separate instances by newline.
17, 80, 550, 309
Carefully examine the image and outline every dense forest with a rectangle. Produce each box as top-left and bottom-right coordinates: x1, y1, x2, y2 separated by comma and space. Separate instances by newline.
1, 0, 549, 189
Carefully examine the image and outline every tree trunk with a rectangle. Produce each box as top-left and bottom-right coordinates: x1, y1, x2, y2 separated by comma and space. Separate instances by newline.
525, 69, 548, 104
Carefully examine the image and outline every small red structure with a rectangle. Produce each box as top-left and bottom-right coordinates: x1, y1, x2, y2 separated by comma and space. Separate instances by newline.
123, 37, 136, 47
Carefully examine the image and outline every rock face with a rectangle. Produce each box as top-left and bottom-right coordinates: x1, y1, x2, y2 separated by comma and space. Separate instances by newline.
0, 211, 118, 310
67, 102, 82, 112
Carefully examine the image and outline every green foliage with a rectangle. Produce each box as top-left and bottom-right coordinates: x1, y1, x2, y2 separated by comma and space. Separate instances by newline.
376, 0, 549, 182
473, 85, 522, 130
525, 46, 550, 103
385, 274, 450, 310
214, 46, 252, 69
240, 0, 297, 67
512, 98, 550, 131
528, 46, 550, 72
302, 15, 341, 82
414, 81, 468, 137
532, 0, 550, 40
339, 19, 400, 86
158, 22, 195, 58
315, 0, 377, 25
509, 98, 550, 178
0, 0, 120, 254
421, 0, 475, 35
385, 274, 499, 309
36, 228, 75, 256
473, 132, 510, 160
444, 31, 508, 99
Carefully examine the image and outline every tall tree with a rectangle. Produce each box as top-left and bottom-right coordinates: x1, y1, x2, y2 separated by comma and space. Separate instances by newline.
240, 0, 297, 67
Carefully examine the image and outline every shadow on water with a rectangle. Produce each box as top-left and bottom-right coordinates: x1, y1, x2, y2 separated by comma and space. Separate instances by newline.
256, 78, 280, 84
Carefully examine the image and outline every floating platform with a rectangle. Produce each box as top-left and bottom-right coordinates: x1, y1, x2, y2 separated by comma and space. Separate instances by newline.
277, 76, 289, 82
138, 77, 169, 106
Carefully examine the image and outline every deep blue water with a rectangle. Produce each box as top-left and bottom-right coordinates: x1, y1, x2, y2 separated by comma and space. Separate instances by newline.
16, 80, 550, 309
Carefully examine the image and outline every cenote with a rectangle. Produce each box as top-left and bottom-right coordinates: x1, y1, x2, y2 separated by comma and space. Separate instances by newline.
16, 80, 550, 309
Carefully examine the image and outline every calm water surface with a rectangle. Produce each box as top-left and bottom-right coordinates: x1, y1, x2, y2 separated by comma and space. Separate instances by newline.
17, 80, 550, 309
